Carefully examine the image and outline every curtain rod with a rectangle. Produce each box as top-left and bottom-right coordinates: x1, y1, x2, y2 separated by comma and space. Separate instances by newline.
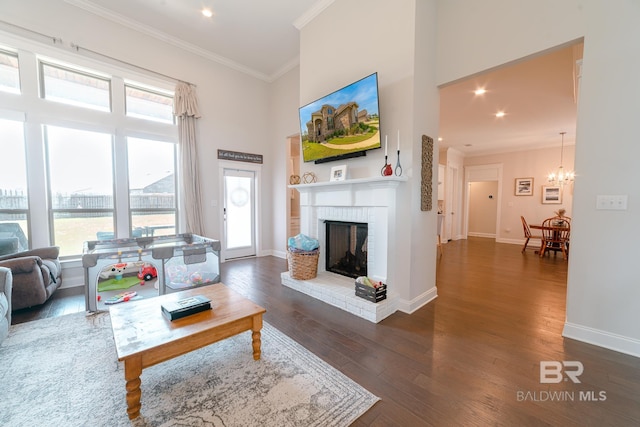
69, 43, 195, 87
0, 19, 195, 87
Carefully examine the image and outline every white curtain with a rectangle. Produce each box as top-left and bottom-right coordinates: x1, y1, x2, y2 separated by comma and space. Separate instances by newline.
174, 82, 206, 235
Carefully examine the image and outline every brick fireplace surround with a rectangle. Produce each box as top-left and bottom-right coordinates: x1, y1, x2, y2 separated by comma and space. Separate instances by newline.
282, 176, 407, 323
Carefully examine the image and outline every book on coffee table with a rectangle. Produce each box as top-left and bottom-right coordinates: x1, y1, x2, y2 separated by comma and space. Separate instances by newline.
161, 295, 211, 321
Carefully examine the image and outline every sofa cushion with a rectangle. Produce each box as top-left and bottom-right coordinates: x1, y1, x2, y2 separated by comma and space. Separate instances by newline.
40, 259, 61, 282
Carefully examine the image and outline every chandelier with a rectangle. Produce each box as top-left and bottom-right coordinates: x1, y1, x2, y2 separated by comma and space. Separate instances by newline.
547, 132, 574, 186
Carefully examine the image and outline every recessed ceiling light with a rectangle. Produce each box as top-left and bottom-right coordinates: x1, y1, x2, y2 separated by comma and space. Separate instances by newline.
202, 8, 213, 18
474, 88, 486, 95
495, 111, 505, 118
438, 137, 443, 141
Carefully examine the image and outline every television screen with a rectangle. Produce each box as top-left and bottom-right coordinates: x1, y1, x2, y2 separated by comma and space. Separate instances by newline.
299, 73, 381, 163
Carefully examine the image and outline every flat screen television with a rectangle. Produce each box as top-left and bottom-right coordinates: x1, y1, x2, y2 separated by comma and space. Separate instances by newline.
299, 72, 381, 164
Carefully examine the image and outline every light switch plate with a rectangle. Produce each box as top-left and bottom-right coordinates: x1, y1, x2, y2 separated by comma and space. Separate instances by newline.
596, 195, 628, 210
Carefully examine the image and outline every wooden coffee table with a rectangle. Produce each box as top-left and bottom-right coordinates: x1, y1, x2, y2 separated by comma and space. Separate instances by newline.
109, 282, 266, 420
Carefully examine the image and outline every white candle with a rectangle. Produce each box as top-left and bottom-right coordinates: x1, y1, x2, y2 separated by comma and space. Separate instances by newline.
397, 130, 400, 151
385, 135, 388, 156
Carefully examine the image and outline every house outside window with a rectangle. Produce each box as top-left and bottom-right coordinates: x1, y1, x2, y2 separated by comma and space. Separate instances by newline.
0, 49, 20, 94
0, 41, 178, 257
125, 84, 174, 124
127, 136, 177, 238
40, 61, 111, 112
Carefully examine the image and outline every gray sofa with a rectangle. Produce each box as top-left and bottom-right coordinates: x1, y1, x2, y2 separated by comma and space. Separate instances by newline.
0, 267, 11, 344
0, 247, 62, 311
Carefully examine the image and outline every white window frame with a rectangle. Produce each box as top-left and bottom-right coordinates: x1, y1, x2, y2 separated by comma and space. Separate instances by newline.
0, 36, 179, 258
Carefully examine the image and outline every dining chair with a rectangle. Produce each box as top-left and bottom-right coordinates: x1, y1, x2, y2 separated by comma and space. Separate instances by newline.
539, 217, 571, 260
520, 216, 543, 254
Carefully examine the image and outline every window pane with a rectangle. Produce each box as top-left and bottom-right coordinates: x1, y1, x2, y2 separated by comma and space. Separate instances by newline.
52, 212, 114, 256
127, 137, 175, 203
0, 50, 20, 94
41, 62, 111, 112
125, 85, 174, 123
46, 126, 114, 255
0, 119, 28, 209
225, 175, 253, 249
127, 136, 176, 234
0, 118, 29, 253
0, 216, 29, 254
131, 212, 176, 237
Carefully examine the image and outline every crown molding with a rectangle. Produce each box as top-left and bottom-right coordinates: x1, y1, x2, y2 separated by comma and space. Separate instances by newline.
293, 0, 337, 30
64, 0, 271, 82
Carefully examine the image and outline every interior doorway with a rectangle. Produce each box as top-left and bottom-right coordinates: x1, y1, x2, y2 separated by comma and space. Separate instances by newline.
287, 135, 301, 244
463, 164, 503, 240
467, 180, 499, 238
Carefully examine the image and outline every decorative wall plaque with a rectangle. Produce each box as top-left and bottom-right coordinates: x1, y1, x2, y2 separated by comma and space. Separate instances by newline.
217, 149, 263, 164
421, 135, 434, 211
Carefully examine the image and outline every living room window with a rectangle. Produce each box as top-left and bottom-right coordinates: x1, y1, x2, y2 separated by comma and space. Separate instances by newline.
0, 118, 30, 252
127, 136, 177, 237
0, 40, 178, 258
125, 84, 174, 124
39, 61, 111, 112
0, 49, 20, 94
45, 125, 115, 257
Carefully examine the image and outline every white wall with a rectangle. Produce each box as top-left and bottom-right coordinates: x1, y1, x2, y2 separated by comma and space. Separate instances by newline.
465, 146, 575, 244
438, 0, 640, 356
299, 0, 439, 309
268, 66, 302, 255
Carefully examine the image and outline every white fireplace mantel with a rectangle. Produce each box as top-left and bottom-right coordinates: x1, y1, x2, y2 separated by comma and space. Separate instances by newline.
289, 175, 407, 191
283, 176, 407, 323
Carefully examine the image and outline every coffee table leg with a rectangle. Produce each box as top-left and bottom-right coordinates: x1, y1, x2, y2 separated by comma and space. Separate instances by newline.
124, 356, 143, 419
252, 315, 263, 360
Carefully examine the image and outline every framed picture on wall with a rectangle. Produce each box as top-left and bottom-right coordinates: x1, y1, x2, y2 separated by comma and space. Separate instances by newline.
542, 185, 562, 204
515, 177, 534, 196
330, 164, 347, 182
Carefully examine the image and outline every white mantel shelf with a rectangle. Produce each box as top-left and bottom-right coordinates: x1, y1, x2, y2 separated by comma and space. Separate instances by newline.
289, 175, 407, 191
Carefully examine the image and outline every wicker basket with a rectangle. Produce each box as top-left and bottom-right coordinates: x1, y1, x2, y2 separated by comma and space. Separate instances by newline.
287, 248, 319, 280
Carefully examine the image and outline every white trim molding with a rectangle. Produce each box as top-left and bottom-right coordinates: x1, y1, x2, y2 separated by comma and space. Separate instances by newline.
563, 322, 640, 358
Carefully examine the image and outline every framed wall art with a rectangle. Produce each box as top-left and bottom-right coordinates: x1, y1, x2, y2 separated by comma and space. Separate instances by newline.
541, 185, 562, 204
515, 177, 534, 196
330, 164, 347, 182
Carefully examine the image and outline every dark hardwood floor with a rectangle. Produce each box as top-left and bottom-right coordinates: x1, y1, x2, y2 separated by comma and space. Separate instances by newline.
11, 237, 640, 426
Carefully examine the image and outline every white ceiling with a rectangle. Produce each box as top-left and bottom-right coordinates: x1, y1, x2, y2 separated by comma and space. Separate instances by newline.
65, 0, 331, 81
64, 0, 581, 156
439, 42, 582, 156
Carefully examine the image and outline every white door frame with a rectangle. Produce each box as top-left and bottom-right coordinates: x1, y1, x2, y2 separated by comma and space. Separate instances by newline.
463, 163, 503, 240
218, 160, 262, 262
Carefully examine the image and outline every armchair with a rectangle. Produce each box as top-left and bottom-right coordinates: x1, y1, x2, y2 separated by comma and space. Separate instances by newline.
0, 247, 62, 311
0, 266, 11, 344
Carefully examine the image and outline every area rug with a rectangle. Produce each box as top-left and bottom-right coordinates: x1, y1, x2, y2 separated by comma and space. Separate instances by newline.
0, 312, 378, 427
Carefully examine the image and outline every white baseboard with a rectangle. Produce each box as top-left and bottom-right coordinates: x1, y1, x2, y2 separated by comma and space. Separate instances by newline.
396, 286, 438, 314
270, 249, 286, 259
563, 322, 640, 358
467, 232, 496, 239
496, 237, 525, 245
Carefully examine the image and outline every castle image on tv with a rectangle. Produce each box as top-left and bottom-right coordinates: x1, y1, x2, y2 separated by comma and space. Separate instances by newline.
305, 103, 368, 143
299, 73, 381, 163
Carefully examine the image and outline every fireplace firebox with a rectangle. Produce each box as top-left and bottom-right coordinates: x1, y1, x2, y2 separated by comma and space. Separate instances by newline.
325, 221, 367, 279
